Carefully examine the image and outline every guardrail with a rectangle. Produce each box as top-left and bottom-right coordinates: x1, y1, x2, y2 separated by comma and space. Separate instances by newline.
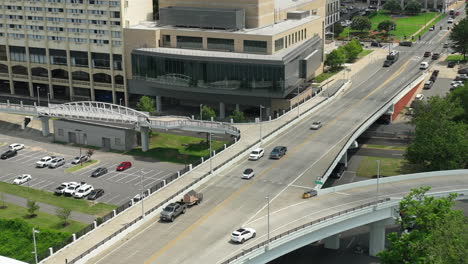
318, 72, 425, 189
149, 119, 241, 137
220, 198, 391, 264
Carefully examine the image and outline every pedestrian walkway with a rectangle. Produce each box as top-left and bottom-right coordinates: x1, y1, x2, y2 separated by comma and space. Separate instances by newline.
41, 50, 382, 264
1, 193, 95, 223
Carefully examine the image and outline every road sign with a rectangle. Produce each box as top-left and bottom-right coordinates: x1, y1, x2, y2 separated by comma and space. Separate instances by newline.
315, 181, 323, 185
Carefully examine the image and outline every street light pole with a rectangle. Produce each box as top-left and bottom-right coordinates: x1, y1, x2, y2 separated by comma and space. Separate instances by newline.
259, 105, 264, 145
75, 129, 82, 166
119, 98, 123, 106
140, 173, 144, 217
297, 86, 300, 117
36, 86, 40, 106
376, 160, 381, 201
209, 133, 212, 174
200, 104, 203, 121
266, 196, 270, 249
47, 93, 50, 107
32, 228, 39, 264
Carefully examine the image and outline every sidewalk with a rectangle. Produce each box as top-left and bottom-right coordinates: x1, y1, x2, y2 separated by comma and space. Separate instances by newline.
41, 51, 382, 264
2, 193, 95, 223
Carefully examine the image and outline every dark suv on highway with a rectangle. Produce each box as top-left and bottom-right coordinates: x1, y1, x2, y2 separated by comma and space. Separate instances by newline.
269, 146, 287, 159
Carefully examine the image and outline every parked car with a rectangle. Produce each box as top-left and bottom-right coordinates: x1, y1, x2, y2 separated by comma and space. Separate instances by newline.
458, 68, 468, 74
456, 74, 468, 80
447, 18, 454, 23
36, 156, 56, 168
451, 80, 464, 86
9, 143, 24, 151
116, 161, 132, 171
249, 148, 264, 161
1, 150, 17, 159
49, 157, 65, 168
448, 61, 456, 68
88, 189, 105, 200
91, 167, 108, 177
423, 51, 431, 57
431, 53, 440, 60
370, 41, 382, 47
399, 41, 413, 47
63, 182, 83, 196
419, 62, 429, 70
331, 163, 346, 178
443, 43, 449, 48
231, 228, 256, 244
269, 146, 287, 159
13, 174, 31, 185
55, 182, 79, 195
74, 184, 94, 198
242, 168, 255, 179
424, 81, 434, 89
71, 155, 88, 164
310, 121, 323, 130
415, 94, 425, 101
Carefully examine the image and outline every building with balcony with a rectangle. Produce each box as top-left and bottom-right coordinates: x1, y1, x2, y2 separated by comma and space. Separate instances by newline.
125, 0, 326, 118
0, 0, 152, 104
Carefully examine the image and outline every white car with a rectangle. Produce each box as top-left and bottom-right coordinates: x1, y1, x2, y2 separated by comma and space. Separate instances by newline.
447, 18, 453, 23
71, 155, 88, 164
419, 62, 429, 70
451, 80, 464, 86
249, 148, 264, 160
49, 157, 65, 168
55, 182, 79, 195
310, 121, 322, 130
9, 143, 24, 151
242, 168, 255, 179
415, 94, 424, 101
73, 184, 94, 198
13, 174, 32, 185
36, 156, 56, 168
63, 183, 82, 196
231, 227, 256, 243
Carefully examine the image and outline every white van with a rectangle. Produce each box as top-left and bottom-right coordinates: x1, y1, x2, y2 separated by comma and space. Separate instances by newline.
420, 62, 429, 70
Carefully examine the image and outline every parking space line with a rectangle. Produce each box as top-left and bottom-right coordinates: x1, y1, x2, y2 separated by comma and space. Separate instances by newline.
18, 152, 47, 164
4, 175, 20, 182
115, 196, 131, 205
106, 172, 127, 181
115, 174, 139, 183
35, 181, 56, 190
40, 182, 58, 191
29, 180, 48, 188
0, 173, 14, 180
143, 178, 162, 188
104, 194, 122, 204
140, 169, 154, 175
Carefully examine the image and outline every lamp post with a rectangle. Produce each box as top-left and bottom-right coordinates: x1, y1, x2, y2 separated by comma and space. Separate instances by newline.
36, 86, 40, 106
75, 129, 82, 166
119, 98, 123, 106
297, 86, 300, 117
209, 132, 212, 174
259, 105, 265, 145
199, 104, 203, 121
47, 92, 50, 107
266, 196, 270, 249
140, 173, 144, 217
32, 228, 40, 264
376, 160, 381, 201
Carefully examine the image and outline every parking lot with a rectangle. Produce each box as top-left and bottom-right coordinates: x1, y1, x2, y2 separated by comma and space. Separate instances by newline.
0, 134, 184, 206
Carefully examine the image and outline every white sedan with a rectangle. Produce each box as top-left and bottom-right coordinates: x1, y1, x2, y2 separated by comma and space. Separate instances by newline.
310, 121, 323, 130
242, 168, 255, 179
248, 148, 264, 160
13, 174, 32, 185
231, 227, 256, 244
71, 155, 88, 164
9, 143, 25, 151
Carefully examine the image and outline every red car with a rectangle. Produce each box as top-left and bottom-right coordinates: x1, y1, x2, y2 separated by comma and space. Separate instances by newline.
116, 161, 132, 171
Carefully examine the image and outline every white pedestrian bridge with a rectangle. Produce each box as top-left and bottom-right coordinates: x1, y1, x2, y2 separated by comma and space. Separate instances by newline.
221, 170, 468, 264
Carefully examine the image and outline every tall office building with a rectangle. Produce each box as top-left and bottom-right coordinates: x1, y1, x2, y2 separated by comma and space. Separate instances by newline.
0, 0, 152, 105
125, 0, 327, 118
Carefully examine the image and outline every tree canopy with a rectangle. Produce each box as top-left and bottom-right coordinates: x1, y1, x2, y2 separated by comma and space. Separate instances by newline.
325, 48, 346, 70
447, 82, 468, 122
378, 20, 397, 33
343, 39, 363, 62
405, 95, 468, 170
351, 16, 372, 32
449, 18, 468, 60
404, 0, 422, 15
378, 187, 468, 264
136, 96, 156, 114
229, 110, 246, 123
201, 105, 216, 120
383, 0, 402, 13
333, 22, 344, 36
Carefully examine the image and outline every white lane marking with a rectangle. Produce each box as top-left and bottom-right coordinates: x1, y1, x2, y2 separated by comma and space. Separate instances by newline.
36, 181, 56, 190
0, 173, 14, 180
40, 182, 58, 191
29, 180, 47, 188
336, 192, 351, 195
290, 184, 311, 190
104, 194, 121, 204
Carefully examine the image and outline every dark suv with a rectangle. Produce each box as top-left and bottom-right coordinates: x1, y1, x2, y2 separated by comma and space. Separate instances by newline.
1, 150, 17, 159
399, 41, 413, 47
331, 163, 346, 179
269, 146, 287, 159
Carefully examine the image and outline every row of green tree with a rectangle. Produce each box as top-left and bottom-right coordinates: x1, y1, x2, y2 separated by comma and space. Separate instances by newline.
325, 39, 364, 70
383, 0, 423, 15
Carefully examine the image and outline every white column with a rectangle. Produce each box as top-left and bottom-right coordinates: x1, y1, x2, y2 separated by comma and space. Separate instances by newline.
235, 104, 240, 112
219, 102, 225, 119
156, 96, 162, 112
140, 126, 150, 152
40, 117, 50, 137
324, 234, 340, 250
369, 220, 387, 256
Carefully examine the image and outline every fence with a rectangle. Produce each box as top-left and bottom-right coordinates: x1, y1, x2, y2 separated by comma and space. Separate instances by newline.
220, 198, 391, 264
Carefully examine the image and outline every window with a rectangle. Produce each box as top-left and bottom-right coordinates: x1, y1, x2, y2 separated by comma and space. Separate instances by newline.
8, 33, 25, 39
162, 35, 171, 47
10, 46, 27, 62
0, 45, 7, 61
111, 31, 121, 38
176, 36, 202, 49
47, 8, 64, 13
91, 52, 110, 69
27, 25, 44, 31
113, 54, 122, 70
88, 10, 107, 15
68, 28, 87, 33
69, 37, 87, 43
110, 11, 120, 18
25, 7, 43, 11
48, 27, 64, 32
275, 38, 284, 52
207, 38, 234, 52
243, 40, 267, 53
68, 9, 85, 14
29, 48, 47, 64
49, 49, 67, 65
28, 34, 45, 40
90, 29, 108, 35
58, 129, 64, 136
71, 51, 88, 66
27, 16, 42, 21
112, 41, 122, 46
91, 39, 109, 44
48, 36, 66, 41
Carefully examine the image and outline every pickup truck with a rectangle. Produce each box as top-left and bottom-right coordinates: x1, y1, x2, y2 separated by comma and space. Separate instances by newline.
160, 190, 203, 222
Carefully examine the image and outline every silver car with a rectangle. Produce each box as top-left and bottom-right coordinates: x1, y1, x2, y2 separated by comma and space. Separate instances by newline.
49, 157, 65, 168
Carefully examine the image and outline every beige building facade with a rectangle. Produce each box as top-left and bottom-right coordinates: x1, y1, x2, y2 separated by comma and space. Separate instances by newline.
0, 0, 152, 105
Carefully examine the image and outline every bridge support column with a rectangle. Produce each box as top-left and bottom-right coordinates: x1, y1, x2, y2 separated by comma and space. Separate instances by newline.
235, 104, 240, 112
265, 107, 271, 119
369, 219, 388, 256
219, 102, 225, 119
40, 117, 50, 137
324, 234, 340, 250
156, 96, 162, 113
140, 126, 150, 152
339, 152, 348, 167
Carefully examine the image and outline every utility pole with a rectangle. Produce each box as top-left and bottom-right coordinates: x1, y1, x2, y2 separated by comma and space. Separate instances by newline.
259, 105, 264, 144
36, 86, 40, 107
266, 196, 270, 249
32, 228, 40, 264
376, 160, 381, 201
140, 173, 144, 217
209, 133, 212, 174
200, 104, 203, 121
75, 129, 82, 166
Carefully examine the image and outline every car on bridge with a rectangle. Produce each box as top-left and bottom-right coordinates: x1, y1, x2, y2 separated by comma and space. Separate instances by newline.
269, 146, 287, 159
310, 121, 323, 130
249, 148, 264, 161
423, 51, 431, 57
419, 62, 429, 70
1, 149, 17, 160
231, 227, 256, 244
242, 168, 255, 179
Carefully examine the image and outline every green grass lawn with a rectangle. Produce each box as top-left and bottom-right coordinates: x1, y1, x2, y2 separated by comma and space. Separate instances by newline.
125, 132, 228, 164
446, 54, 466, 62
0, 182, 116, 217
357, 156, 405, 178
357, 49, 374, 59
0, 202, 86, 233
314, 70, 340, 83
362, 144, 407, 151
65, 160, 99, 173
415, 14, 446, 39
